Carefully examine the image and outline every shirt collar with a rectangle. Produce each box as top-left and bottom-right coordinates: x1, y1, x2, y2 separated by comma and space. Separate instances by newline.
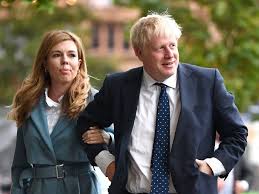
142, 68, 177, 89
44, 88, 63, 108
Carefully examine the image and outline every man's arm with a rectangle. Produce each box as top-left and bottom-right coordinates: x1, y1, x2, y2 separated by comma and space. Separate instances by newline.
213, 69, 248, 175
76, 76, 114, 165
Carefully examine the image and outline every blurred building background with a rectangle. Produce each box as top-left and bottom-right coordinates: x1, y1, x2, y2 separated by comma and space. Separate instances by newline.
0, 0, 259, 193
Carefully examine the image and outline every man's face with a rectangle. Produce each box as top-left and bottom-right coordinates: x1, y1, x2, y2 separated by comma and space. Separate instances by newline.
135, 35, 179, 81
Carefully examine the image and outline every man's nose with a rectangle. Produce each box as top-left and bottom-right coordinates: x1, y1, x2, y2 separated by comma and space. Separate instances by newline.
164, 47, 173, 58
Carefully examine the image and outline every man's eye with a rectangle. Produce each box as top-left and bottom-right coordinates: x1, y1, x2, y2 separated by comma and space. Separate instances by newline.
170, 44, 175, 48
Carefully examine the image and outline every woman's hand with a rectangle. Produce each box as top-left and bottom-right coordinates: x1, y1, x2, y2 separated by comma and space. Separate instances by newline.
82, 126, 111, 145
195, 159, 213, 176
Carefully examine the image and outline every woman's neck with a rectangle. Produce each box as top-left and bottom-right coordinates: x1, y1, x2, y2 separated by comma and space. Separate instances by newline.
48, 84, 70, 102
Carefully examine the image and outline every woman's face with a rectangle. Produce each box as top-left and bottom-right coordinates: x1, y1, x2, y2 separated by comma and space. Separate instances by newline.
46, 40, 81, 87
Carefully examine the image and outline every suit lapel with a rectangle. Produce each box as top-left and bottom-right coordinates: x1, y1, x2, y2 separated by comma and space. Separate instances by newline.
120, 67, 143, 147
30, 95, 55, 155
171, 64, 197, 151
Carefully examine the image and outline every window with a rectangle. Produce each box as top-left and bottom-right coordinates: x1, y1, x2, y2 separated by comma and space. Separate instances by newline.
108, 23, 114, 50
92, 23, 99, 48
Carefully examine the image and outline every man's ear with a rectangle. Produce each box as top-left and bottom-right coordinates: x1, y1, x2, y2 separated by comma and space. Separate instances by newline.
133, 47, 143, 60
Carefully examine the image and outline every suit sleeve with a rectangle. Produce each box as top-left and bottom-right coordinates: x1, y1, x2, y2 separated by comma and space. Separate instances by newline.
77, 76, 114, 165
10, 126, 30, 194
213, 69, 248, 175
104, 125, 115, 154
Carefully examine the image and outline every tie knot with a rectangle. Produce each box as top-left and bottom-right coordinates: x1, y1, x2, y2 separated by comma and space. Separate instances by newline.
155, 83, 167, 91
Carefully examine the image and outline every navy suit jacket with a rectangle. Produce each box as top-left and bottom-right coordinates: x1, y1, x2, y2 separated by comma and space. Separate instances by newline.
77, 63, 248, 194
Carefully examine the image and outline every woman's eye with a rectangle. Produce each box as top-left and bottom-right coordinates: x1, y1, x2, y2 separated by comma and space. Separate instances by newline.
52, 53, 60, 57
69, 53, 77, 57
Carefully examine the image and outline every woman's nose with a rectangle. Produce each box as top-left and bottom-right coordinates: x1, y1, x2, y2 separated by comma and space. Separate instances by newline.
61, 54, 69, 64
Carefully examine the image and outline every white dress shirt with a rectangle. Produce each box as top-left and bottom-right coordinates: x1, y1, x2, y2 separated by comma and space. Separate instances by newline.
126, 69, 180, 193
44, 88, 63, 134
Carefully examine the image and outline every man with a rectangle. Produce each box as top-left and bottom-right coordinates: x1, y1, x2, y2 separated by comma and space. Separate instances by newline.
77, 12, 248, 194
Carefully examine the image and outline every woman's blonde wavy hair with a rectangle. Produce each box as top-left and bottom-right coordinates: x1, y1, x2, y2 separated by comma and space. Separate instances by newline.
8, 30, 91, 127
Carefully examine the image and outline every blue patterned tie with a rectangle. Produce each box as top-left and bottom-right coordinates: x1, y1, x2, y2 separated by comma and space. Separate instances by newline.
150, 83, 170, 194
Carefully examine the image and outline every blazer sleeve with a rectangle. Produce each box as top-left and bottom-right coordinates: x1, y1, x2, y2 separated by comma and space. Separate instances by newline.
90, 87, 115, 153
104, 125, 115, 154
213, 69, 248, 175
77, 76, 114, 165
10, 126, 30, 194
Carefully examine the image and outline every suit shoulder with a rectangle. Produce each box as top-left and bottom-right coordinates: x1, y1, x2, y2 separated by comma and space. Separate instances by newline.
181, 63, 217, 77
106, 66, 142, 82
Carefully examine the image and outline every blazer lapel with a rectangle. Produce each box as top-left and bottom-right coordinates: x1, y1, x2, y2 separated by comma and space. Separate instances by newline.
171, 64, 197, 152
30, 95, 55, 155
120, 67, 143, 146
50, 115, 74, 140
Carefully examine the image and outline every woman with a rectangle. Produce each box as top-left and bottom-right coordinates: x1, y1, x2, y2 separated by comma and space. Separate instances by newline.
8, 30, 113, 194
